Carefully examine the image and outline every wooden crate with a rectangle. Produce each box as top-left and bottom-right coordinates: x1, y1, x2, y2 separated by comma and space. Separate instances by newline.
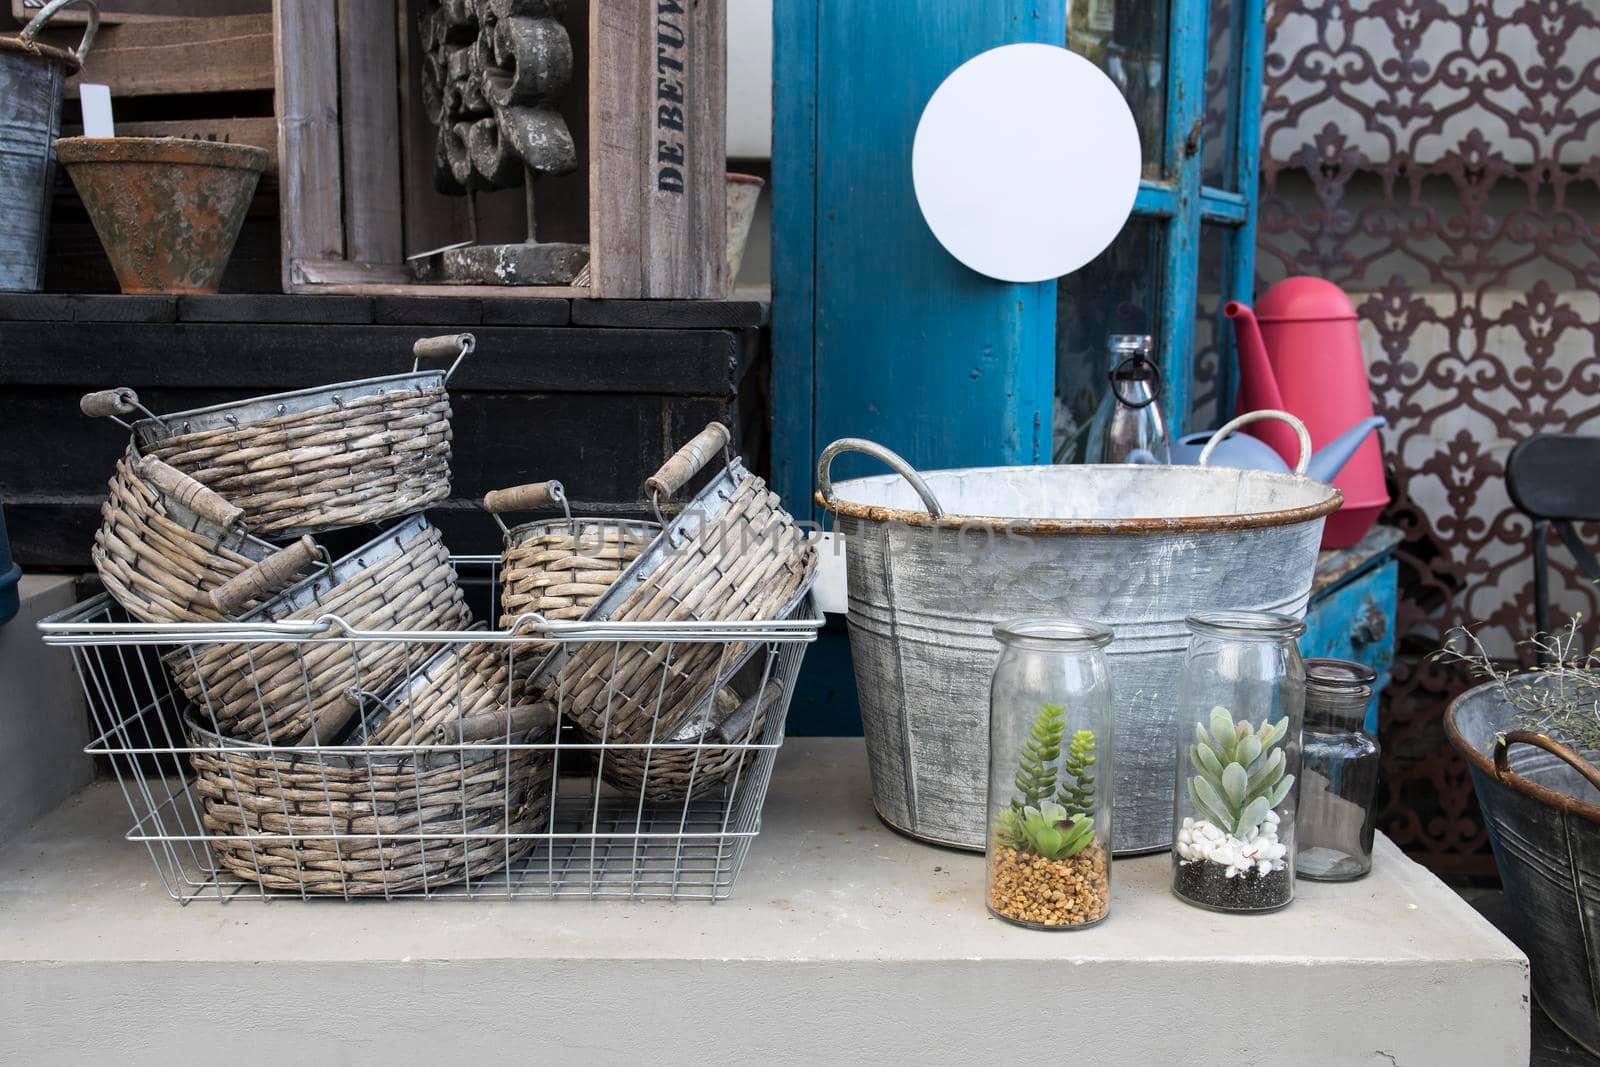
274, 0, 727, 299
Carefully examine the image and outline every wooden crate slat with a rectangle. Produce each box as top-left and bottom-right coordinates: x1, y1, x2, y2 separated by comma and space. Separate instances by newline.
590, 0, 646, 298
274, 0, 345, 289
336, 0, 403, 264
687, 0, 727, 298
56, 13, 275, 97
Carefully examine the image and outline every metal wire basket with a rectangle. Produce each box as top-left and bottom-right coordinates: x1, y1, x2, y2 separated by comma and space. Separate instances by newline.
39, 557, 820, 903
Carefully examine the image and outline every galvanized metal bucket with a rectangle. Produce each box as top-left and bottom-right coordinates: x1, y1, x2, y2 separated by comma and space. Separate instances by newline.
816, 437, 1341, 853
0, 0, 98, 291
1448, 679, 1600, 1055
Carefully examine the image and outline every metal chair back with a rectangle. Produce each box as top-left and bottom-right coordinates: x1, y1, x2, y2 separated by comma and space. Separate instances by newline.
1505, 433, 1600, 650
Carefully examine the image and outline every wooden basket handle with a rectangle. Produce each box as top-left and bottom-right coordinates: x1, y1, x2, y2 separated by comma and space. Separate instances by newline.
135, 456, 244, 530
645, 422, 731, 503
714, 684, 783, 742
208, 536, 321, 616
411, 333, 475, 382
80, 388, 139, 419
483, 480, 564, 514
1493, 729, 1600, 793
441, 702, 557, 743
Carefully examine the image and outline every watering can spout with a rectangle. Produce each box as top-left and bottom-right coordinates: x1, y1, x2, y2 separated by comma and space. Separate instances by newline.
1304, 416, 1387, 483
1225, 301, 1301, 463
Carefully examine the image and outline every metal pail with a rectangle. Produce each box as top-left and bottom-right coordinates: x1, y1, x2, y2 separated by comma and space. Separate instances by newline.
0, 0, 98, 291
1448, 679, 1600, 1055
816, 438, 1341, 853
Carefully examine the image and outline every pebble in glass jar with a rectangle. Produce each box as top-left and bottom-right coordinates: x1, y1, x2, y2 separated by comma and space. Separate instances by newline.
986, 619, 1115, 930
1297, 659, 1381, 882
1171, 611, 1305, 914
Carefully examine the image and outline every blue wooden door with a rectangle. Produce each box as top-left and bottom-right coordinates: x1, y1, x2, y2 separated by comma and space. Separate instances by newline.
772, 3, 1065, 519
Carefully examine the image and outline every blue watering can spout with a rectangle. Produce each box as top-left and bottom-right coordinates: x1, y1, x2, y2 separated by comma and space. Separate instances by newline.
1303, 416, 1387, 483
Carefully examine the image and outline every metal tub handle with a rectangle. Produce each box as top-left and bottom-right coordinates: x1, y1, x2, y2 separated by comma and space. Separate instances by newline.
21, 0, 100, 65
411, 332, 475, 383
1197, 409, 1313, 477
1493, 729, 1600, 794
816, 438, 944, 518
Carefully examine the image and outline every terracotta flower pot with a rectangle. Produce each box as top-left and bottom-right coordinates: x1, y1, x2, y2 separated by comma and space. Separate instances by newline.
53, 136, 268, 294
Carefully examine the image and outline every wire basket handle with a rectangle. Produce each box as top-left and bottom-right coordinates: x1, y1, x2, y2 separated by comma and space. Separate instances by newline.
411, 333, 475, 383
482, 480, 571, 535
208, 535, 324, 616
135, 456, 244, 530
645, 422, 732, 520
80, 387, 163, 431
438, 702, 557, 744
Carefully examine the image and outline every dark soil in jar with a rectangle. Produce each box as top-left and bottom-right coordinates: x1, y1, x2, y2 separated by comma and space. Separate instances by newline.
1173, 860, 1291, 913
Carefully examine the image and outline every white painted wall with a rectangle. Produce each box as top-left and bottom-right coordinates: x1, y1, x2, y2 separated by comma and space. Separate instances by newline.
727, 0, 773, 158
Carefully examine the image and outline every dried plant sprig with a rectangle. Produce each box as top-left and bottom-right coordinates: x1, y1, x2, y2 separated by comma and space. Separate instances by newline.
1434, 616, 1600, 753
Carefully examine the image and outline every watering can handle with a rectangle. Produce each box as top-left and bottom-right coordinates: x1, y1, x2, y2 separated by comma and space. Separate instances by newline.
815, 438, 945, 519
1493, 730, 1600, 795
208, 535, 323, 617
411, 333, 474, 383
21, 0, 100, 65
1197, 410, 1314, 477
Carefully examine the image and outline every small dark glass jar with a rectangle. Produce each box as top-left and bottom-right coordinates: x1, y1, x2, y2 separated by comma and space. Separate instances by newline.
1296, 659, 1380, 882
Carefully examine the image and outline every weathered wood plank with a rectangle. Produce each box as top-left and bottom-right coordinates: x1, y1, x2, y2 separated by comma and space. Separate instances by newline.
58, 118, 279, 172
274, 0, 343, 290
589, 0, 645, 298
687, 0, 727, 298
176, 294, 373, 323
571, 298, 765, 329
56, 14, 275, 97
337, 0, 403, 263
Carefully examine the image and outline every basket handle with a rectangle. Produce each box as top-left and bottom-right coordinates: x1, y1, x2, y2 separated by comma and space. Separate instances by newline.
135, 456, 244, 530
1198, 410, 1313, 477
483, 480, 571, 535
714, 684, 783, 743
815, 438, 944, 518
412, 333, 475, 383
80, 386, 164, 431
441, 702, 557, 743
1493, 729, 1600, 793
21, 0, 100, 65
208, 535, 322, 616
645, 422, 732, 505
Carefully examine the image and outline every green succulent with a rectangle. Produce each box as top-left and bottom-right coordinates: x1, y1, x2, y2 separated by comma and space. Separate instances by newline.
994, 801, 1095, 860
1186, 705, 1294, 841
1056, 729, 1096, 819
995, 704, 1099, 859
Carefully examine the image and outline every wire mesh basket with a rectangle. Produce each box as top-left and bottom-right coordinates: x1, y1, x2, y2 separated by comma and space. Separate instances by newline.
40, 556, 820, 903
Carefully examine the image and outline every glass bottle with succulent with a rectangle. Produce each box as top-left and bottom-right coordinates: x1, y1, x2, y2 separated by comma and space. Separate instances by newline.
1170, 611, 1305, 913
986, 619, 1115, 930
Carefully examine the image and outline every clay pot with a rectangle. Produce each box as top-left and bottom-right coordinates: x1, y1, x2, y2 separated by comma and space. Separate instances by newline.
53, 137, 268, 294
725, 171, 764, 286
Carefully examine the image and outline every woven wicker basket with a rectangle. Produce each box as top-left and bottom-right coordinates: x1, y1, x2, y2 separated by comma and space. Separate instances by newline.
166, 515, 472, 746
484, 479, 659, 630
597, 683, 778, 802
357, 637, 552, 747
79, 334, 471, 538
554, 423, 817, 743
93, 450, 282, 623
186, 710, 554, 896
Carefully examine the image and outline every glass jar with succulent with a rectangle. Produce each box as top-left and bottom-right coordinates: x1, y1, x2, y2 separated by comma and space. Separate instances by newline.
987, 618, 1114, 930
1171, 611, 1305, 913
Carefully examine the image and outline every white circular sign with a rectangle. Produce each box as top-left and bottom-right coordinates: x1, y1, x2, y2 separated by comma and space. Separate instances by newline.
912, 43, 1142, 283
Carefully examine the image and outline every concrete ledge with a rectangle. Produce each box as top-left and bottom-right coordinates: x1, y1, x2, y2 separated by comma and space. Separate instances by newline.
0, 739, 1528, 1064
0, 575, 91, 848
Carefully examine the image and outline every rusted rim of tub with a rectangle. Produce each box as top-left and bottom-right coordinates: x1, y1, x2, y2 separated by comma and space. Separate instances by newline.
815, 467, 1343, 536
1445, 680, 1600, 827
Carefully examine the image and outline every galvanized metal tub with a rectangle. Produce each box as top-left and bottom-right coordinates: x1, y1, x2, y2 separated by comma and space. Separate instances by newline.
1448, 679, 1600, 1055
0, 1, 97, 291
817, 438, 1341, 853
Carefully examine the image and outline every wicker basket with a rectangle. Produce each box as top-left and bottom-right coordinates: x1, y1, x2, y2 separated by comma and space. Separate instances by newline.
166, 514, 472, 746
597, 683, 778, 802
186, 709, 554, 896
92, 450, 283, 623
78, 333, 471, 538
484, 478, 659, 630
554, 423, 817, 743
357, 637, 552, 746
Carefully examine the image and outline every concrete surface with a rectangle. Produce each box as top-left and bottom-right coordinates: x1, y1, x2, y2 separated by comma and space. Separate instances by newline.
0, 575, 91, 849
0, 739, 1528, 1065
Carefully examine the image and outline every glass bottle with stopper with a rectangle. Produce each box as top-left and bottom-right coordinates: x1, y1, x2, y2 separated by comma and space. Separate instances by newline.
1086, 334, 1172, 464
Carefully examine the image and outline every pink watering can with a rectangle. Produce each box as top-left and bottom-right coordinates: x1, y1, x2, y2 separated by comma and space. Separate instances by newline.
1227, 276, 1389, 549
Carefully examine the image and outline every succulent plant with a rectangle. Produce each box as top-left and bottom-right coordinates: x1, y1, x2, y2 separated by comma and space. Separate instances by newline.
994, 705, 1098, 860
1186, 705, 1294, 842
1056, 729, 1096, 819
